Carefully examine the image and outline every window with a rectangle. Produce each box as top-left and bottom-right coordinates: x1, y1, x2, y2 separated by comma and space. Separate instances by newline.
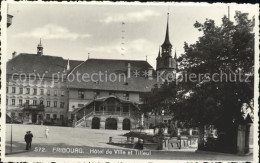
54, 90, 58, 96
47, 101, 50, 107
12, 87, 16, 93
46, 114, 50, 120
11, 99, 15, 105
116, 107, 120, 112
123, 93, 129, 100
6, 99, 8, 105
33, 88, 37, 95
47, 90, 50, 96
78, 90, 84, 99
18, 113, 23, 117
26, 100, 29, 104
6, 87, 8, 93
19, 87, 23, 94
33, 100, 37, 105
61, 90, 65, 96
53, 114, 57, 120
54, 101, 57, 107
19, 99, 23, 105
40, 100, 44, 105
40, 89, 44, 95
26, 88, 30, 94
60, 102, 65, 108
60, 115, 64, 120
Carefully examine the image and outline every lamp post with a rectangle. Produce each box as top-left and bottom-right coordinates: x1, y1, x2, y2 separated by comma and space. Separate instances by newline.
10, 121, 13, 152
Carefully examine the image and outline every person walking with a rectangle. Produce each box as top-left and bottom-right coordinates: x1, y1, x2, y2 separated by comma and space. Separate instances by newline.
45, 127, 49, 138
24, 131, 30, 150
28, 131, 33, 149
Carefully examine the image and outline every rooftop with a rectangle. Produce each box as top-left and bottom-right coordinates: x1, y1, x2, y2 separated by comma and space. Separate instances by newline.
7, 53, 158, 92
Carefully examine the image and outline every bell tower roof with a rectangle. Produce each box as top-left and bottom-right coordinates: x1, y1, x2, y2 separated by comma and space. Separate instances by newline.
161, 13, 172, 47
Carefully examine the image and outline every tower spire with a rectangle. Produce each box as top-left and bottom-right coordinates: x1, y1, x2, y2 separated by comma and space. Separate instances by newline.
162, 12, 171, 47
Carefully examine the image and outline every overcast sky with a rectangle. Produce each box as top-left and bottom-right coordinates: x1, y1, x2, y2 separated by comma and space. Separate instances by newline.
6, 2, 257, 68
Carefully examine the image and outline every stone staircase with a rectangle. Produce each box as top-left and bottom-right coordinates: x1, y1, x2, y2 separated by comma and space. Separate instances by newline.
74, 111, 94, 127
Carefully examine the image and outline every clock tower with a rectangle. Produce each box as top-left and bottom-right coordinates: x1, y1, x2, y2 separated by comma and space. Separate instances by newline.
156, 13, 177, 82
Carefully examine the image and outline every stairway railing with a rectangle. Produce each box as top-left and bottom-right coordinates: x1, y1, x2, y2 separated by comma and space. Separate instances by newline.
74, 111, 93, 127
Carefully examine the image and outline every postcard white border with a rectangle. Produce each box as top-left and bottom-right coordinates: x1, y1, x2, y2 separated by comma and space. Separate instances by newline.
1, 1, 259, 163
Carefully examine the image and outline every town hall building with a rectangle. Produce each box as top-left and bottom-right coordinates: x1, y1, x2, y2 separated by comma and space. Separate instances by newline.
6, 13, 177, 130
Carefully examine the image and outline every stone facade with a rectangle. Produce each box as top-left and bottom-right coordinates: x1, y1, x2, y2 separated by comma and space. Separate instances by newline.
6, 76, 68, 125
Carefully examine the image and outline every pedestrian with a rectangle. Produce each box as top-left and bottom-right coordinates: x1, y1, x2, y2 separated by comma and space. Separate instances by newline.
28, 131, 33, 149
45, 127, 49, 138
24, 131, 30, 150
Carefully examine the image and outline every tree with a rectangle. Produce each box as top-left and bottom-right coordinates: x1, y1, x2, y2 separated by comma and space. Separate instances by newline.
141, 11, 254, 152
175, 11, 254, 151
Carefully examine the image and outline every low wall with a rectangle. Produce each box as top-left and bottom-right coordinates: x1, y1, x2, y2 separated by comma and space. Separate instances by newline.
130, 129, 155, 135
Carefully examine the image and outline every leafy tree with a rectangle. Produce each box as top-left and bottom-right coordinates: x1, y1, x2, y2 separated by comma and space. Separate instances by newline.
176, 11, 254, 151
141, 11, 254, 152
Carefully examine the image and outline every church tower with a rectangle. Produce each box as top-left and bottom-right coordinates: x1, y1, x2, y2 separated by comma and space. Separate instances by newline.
156, 13, 177, 81
37, 38, 43, 56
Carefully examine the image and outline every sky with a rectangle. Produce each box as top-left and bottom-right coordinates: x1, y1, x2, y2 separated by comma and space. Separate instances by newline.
6, 2, 257, 69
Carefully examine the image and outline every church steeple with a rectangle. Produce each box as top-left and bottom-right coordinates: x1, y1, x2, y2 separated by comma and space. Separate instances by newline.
155, 11, 177, 83
37, 38, 43, 56
156, 12, 177, 73
162, 13, 172, 47
161, 13, 172, 56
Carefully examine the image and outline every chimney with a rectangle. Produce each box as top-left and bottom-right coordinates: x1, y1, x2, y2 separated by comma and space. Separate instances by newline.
127, 63, 131, 78
66, 58, 70, 71
148, 67, 153, 80
12, 51, 17, 59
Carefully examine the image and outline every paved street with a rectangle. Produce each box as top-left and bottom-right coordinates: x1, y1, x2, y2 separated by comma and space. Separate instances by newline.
4, 124, 253, 161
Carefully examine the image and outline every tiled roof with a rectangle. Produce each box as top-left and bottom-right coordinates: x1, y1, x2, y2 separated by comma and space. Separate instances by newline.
67, 58, 157, 92
7, 53, 158, 92
7, 53, 82, 78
